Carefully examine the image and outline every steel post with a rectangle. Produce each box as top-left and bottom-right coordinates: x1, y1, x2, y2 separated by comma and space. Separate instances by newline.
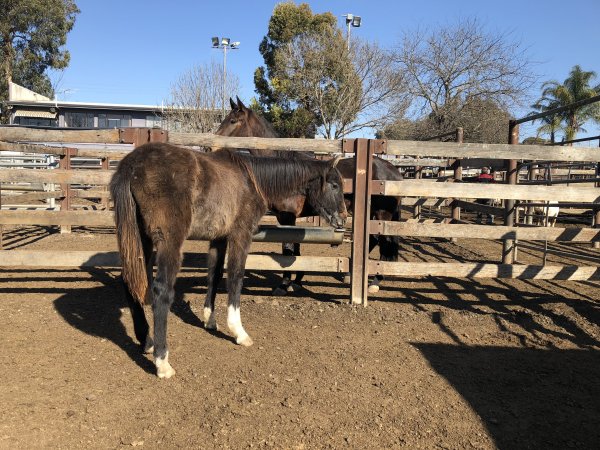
502, 121, 519, 263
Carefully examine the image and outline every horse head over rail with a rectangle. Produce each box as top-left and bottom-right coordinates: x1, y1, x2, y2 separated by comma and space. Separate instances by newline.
216, 97, 403, 294
110, 142, 347, 378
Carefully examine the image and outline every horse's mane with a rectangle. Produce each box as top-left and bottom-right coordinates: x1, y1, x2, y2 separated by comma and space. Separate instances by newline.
224, 150, 326, 201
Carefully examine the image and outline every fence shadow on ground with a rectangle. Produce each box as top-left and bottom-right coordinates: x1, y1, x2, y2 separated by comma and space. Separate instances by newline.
414, 343, 600, 450
369, 275, 600, 349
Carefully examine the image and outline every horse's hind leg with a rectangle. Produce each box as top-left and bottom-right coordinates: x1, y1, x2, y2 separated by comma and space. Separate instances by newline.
123, 233, 154, 353
203, 238, 227, 330
151, 239, 183, 379
226, 233, 253, 346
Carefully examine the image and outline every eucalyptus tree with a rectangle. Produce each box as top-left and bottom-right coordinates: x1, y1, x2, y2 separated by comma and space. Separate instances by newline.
254, 2, 407, 138
0, 0, 79, 107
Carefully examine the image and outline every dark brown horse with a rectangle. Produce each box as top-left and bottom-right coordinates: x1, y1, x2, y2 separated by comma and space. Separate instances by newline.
110, 142, 346, 377
216, 97, 402, 294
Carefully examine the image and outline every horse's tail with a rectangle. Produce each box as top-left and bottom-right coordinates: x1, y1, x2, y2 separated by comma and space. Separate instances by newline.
109, 168, 149, 304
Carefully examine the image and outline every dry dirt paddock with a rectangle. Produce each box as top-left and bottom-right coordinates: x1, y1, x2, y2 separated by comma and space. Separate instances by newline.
1, 225, 599, 449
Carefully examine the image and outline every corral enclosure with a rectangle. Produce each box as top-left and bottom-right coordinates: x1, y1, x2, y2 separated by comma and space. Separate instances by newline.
1, 125, 599, 449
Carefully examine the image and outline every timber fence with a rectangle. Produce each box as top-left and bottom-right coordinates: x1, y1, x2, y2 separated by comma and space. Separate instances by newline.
1, 123, 600, 305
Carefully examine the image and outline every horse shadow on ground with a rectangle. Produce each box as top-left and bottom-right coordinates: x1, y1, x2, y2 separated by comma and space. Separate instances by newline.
52, 267, 235, 376
414, 343, 600, 449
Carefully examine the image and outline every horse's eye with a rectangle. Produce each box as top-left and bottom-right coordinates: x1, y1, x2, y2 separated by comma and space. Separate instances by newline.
331, 183, 339, 190
230, 118, 237, 124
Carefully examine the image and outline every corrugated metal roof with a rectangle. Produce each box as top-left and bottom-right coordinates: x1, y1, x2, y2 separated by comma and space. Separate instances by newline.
14, 109, 57, 119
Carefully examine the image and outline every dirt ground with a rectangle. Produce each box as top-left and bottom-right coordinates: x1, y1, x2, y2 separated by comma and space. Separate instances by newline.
1, 224, 599, 449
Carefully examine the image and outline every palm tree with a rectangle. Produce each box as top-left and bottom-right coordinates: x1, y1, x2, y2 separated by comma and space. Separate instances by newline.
530, 98, 564, 144
534, 65, 600, 142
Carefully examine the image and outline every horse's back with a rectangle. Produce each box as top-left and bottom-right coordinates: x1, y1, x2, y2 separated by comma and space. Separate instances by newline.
335, 156, 402, 181
117, 144, 199, 239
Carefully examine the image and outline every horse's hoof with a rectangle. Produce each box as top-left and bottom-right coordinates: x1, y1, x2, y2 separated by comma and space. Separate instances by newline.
156, 356, 176, 379
157, 363, 176, 379
203, 318, 218, 330
288, 283, 302, 293
203, 308, 217, 330
237, 335, 254, 347
368, 284, 380, 294
273, 286, 287, 296
142, 338, 154, 354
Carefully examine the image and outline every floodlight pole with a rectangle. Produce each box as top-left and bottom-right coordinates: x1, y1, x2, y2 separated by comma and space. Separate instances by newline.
211, 37, 239, 120
346, 18, 351, 51
222, 44, 227, 120
343, 13, 361, 51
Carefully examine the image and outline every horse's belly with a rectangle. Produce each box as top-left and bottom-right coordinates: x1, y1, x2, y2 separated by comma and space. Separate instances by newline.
188, 209, 235, 240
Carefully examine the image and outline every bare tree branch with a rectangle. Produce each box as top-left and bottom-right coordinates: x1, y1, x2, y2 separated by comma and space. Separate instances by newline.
163, 60, 240, 133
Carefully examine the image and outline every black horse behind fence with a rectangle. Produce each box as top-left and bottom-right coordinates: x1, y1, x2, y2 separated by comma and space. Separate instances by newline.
216, 97, 402, 294
110, 142, 347, 378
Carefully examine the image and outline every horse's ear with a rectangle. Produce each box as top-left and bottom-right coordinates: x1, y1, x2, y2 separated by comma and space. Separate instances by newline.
230, 97, 237, 110
236, 96, 246, 110
330, 155, 342, 169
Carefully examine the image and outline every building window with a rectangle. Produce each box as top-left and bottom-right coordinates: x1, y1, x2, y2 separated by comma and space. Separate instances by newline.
14, 117, 57, 127
98, 114, 131, 128
146, 115, 162, 128
64, 111, 94, 128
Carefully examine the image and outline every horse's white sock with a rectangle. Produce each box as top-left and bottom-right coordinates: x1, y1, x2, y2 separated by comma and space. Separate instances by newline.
227, 304, 253, 346
155, 351, 176, 379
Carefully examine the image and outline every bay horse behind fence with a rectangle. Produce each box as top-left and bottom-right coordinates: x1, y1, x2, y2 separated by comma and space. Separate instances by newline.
110, 142, 346, 378
216, 97, 402, 294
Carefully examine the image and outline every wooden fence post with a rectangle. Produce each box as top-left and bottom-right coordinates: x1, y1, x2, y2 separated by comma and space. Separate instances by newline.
451, 127, 463, 226
58, 147, 76, 234
0, 180, 3, 249
350, 138, 374, 306
101, 157, 110, 210
502, 121, 519, 263
413, 165, 422, 219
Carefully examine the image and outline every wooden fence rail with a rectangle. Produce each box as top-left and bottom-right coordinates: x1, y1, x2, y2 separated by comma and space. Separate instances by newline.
372, 221, 600, 242
2, 128, 600, 161
0, 250, 349, 273
377, 179, 600, 202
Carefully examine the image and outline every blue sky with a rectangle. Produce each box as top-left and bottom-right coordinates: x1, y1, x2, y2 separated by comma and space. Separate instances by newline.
52, 0, 600, 138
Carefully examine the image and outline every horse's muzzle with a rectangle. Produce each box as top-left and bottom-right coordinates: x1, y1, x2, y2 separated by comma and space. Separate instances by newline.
330, 213, 347, 230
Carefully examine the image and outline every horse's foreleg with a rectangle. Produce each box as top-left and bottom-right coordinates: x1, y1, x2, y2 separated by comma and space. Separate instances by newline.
291, 242, 305, 286
203, 238, 226, 330
274, 242, 294, 295
151, 240, 182, 379
274, 242, 303, 295
226, 234, 253, 347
